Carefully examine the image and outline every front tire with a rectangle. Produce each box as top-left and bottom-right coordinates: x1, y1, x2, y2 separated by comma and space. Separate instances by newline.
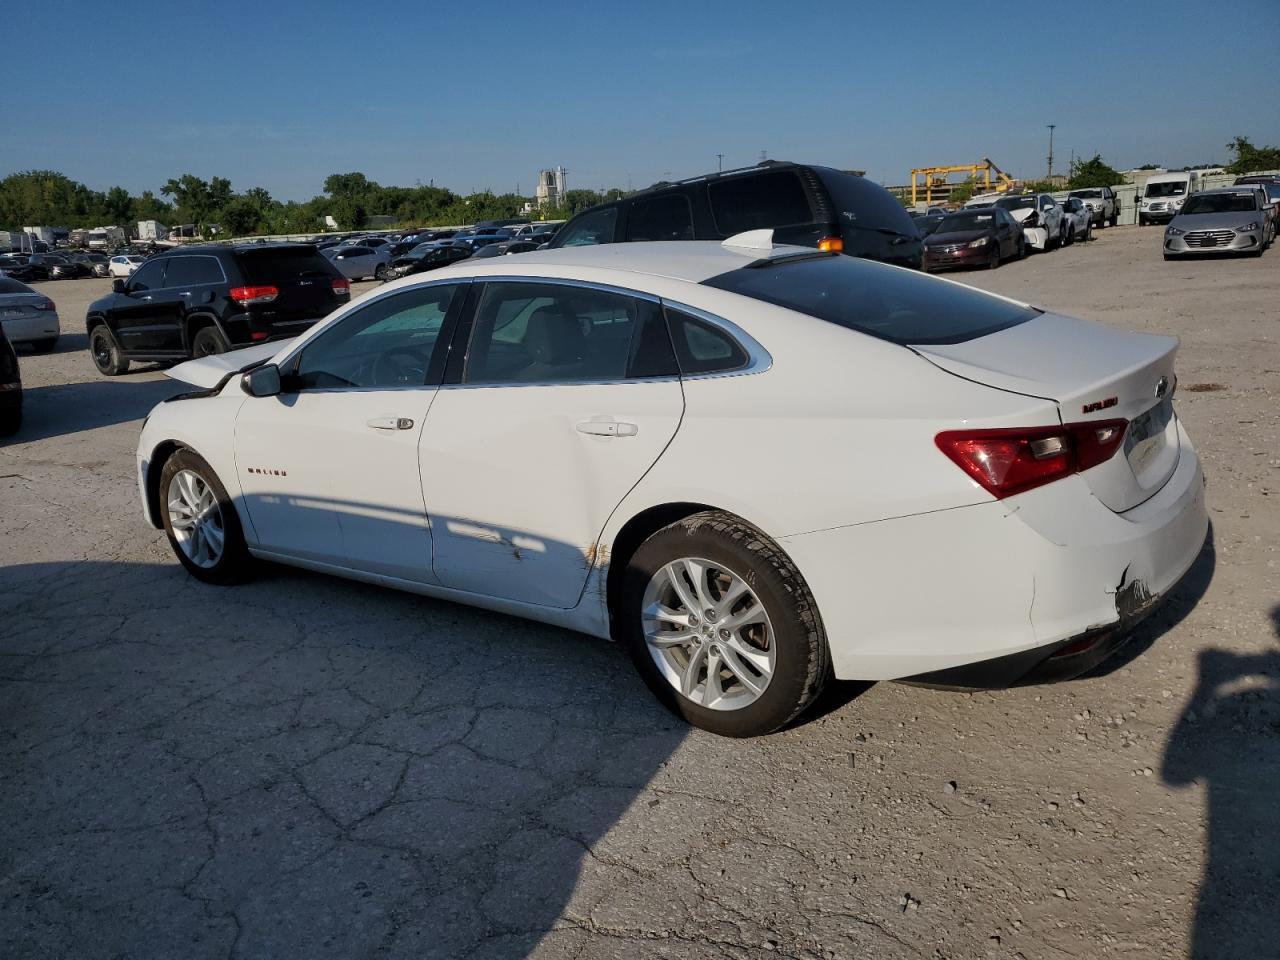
375, 263, 393, 281
619, 511, 829, 737
89, 325, 129, 376
159, 449, 251, 585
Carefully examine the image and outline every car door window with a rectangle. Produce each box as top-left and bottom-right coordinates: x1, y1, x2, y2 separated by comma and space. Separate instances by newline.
292, 284, 461, 390
555, 206, 618, 247
626, 193, 695, 241
128, 260, 165, 291
463, 282, 671, 384
708, 170, 813, 234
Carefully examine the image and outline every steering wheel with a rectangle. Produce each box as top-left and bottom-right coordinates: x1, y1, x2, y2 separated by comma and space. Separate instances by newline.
372, 347, 428, 386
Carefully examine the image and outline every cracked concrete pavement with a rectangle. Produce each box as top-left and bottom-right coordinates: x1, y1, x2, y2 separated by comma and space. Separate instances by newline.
2, 228, 1278, 959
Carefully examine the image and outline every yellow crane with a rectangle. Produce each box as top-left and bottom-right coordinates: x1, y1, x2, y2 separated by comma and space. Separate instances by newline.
910, 158, 1015, 207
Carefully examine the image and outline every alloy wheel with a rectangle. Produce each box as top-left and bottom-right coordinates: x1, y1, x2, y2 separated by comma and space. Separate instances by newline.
167, 469, 225, 568
641, 557, 776, 711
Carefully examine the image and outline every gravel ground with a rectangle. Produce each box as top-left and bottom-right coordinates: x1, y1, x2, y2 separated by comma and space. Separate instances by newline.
2, 228, 1277, 959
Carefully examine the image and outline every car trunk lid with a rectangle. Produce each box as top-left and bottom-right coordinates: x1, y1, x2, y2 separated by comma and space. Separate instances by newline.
914, 312, 1180, 513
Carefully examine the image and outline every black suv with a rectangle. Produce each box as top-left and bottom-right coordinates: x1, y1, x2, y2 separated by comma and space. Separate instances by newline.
549, 161, 923, 268
86, 244, 349, 376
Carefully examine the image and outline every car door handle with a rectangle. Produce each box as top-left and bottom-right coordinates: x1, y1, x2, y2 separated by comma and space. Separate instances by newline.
367, 417, 414, 431
576, 419, 638, 438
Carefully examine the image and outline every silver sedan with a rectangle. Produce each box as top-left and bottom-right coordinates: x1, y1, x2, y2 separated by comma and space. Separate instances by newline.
1164, 188, 1273, 259
324, 244, 393, 281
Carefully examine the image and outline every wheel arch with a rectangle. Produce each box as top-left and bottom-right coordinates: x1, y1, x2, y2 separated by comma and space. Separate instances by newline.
183, 312, 227, 352
143, 439, 191, 529
602, 501, 789, 636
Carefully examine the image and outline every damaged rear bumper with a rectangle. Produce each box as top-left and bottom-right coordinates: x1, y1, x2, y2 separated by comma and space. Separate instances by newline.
898, 572, 1174, 689
783, 420, 1208, 682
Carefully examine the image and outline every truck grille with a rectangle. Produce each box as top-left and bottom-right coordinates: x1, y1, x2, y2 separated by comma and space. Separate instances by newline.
1183, 230, 1235, 248
1148, 202, 1166, 211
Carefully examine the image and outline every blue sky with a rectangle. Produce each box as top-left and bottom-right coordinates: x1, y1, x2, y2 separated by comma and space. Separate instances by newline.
8, 0, 1279, 200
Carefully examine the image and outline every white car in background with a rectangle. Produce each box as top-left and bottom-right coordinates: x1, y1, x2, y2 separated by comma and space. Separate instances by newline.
968, 193, 1066, 250
1059, 197, 1094, 243
108, 254, 145, 278
136, 235, 1208, 737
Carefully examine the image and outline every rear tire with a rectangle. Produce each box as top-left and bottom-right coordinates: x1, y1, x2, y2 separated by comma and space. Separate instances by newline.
618, 511, 830, 737
159, 448, 251, 585
190, 325, 229, 358
89, 325, 129, 376
0, 405, 20, 437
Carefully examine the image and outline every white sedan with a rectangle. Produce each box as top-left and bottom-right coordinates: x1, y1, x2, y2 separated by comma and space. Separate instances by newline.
136, 235, 1208, 736
108, 255, 145, 278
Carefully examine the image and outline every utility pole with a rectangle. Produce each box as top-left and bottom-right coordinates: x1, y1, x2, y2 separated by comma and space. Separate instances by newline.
1046, 124, 1056, 179
716, 153, 724, 172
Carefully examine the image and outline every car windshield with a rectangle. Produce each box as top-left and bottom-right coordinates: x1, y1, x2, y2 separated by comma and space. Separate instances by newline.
1071, 189, 1102, 199
936, 213, 994, 233
1146, 181, 1187, 197
703, 254, 1038, 346
1180, 193, 1258, 215
1264, 184, 1280, 201
994, 196, 1036, 211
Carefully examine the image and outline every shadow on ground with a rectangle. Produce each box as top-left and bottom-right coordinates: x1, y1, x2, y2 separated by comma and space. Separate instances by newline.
5, 376, 186, 444
1161, 603, 1280, 960
0, 560, 688, 959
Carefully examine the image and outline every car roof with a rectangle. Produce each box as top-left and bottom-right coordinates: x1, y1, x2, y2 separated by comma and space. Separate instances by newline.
426, 240, 813, 285
1196, 187, 1260, 195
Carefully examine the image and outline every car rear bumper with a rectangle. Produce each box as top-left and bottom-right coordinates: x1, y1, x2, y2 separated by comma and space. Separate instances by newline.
781, 419, 1208, 682
1, 314, 60, 343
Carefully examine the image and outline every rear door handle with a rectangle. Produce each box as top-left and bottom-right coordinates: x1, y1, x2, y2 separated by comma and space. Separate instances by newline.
367, 417, 414, 431
576, 419, 638, 438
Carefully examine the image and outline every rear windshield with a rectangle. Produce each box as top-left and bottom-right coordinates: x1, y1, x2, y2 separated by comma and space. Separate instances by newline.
815, 168, 920, 239
238, 247, 336, 284
702, 254, 1038, 345
0, 277, 33, 294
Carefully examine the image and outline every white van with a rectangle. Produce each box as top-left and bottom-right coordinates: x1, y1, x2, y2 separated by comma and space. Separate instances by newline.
1139, 171, 1201, 225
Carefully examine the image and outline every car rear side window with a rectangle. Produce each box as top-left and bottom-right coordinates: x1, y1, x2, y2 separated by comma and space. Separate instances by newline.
626, 194, 694, 241
702, 255, 1039, 345
664, 309, 748, 374
163, 256, 224, 287
554, 206, 618, 247
238, 247, 337, 285
708, 171, 812, 234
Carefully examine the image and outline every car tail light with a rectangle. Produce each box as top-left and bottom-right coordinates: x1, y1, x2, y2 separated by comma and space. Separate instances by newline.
229, 285, 279, 305
250, 332, 269, 341
332, 278, 350, 297
35, 299, 55, 311
935, 420, 1128, 499
817, 236, 844, 253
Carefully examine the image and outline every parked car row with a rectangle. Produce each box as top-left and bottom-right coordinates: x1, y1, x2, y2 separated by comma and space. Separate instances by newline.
916, 191, 1094, 273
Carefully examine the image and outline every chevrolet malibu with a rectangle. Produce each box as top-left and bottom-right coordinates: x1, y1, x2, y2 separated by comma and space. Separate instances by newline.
136, 235, 1208, 737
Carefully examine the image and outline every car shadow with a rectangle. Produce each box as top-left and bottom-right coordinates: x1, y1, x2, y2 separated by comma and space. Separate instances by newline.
0, 557, 688, 958
1161, 604, 1280, 959
3, 377, 187, 444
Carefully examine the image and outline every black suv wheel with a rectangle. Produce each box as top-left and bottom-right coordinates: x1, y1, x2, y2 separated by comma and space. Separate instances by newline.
90, 326, 129, 376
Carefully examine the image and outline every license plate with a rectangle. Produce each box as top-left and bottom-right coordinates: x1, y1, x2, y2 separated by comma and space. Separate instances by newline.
1125, 396, 1174, 474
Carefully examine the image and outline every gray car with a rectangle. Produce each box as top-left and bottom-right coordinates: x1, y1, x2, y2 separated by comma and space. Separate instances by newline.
1163, 188, 1272, 260
324, 243, 393, 281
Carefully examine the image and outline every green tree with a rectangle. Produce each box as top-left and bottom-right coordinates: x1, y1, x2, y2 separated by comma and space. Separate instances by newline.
1067, 154, 1124, 189
948, 176, 979, 205
1225, 136, 1280, 175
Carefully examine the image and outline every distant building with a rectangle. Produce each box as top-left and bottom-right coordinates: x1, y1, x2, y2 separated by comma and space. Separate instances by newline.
535, 167, 568, 208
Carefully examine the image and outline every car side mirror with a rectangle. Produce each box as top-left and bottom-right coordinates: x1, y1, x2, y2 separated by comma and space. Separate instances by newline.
112, 278, 126, 293
241, 364, 282, 398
